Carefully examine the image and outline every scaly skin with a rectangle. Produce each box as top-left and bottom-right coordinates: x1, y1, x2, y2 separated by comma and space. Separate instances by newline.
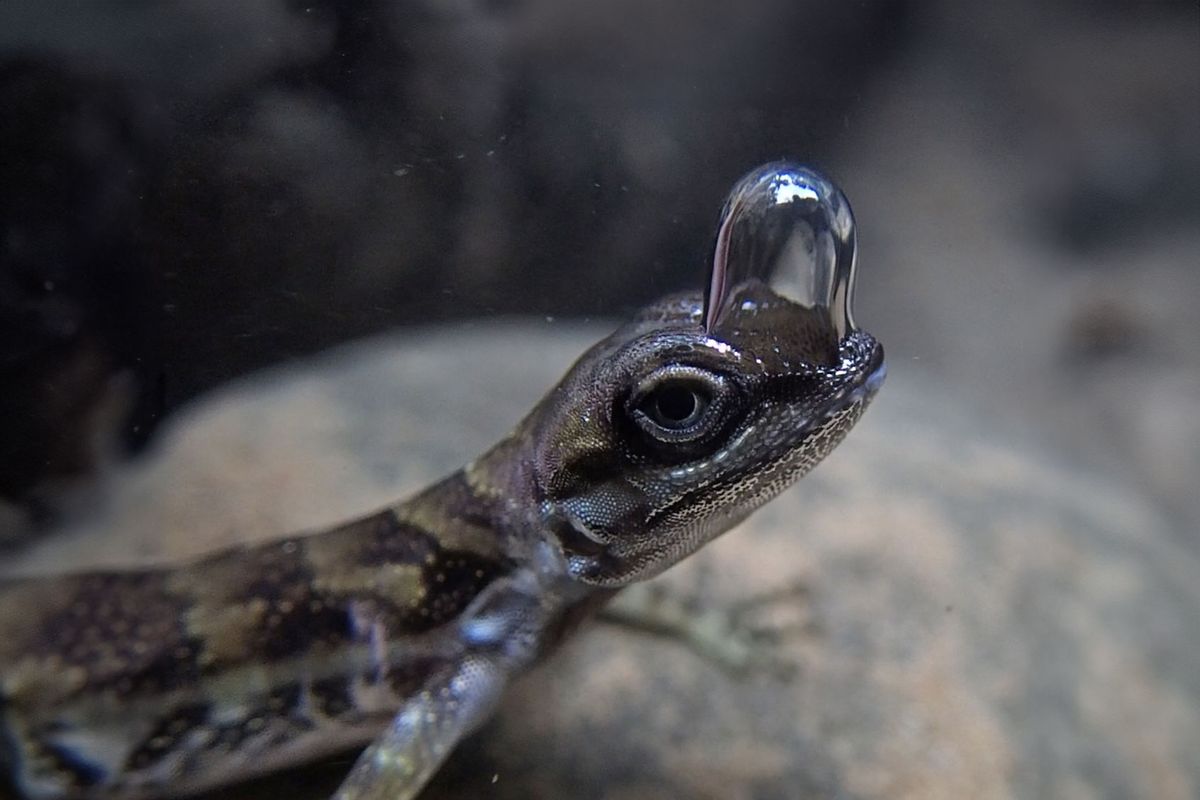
1, 166, 885, 800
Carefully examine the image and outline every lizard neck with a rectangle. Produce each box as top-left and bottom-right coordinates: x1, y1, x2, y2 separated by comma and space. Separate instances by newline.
446, 429, 607, 655
449, 427, 549, 562
396, 424, 594, 618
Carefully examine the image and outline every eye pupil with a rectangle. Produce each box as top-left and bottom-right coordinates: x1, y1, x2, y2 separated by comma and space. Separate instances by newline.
654, 385, 700, 425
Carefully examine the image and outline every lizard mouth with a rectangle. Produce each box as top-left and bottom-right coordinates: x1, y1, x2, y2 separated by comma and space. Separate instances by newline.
842, 330, 887, 401
860, 354, 888, 398
777, 329, 884, 453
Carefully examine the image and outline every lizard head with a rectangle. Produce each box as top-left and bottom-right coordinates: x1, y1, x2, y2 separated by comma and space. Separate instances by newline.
530, 160, 884, 586
530, 287, 884, 587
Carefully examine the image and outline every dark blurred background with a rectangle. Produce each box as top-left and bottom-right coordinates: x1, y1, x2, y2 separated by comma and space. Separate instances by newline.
1, 0, 1197, 542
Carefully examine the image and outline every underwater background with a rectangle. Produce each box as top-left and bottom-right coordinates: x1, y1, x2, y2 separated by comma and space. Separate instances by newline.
1, 3, 1198, 798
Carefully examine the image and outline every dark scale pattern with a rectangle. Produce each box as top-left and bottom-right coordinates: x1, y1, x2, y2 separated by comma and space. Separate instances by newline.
124, 703, 209, 771
266, 681, 304, 717
31, 572, 199, 696
233, 544, 351, 662
197, 509, 515, 667
311, 676, 356, 719
415, 551, 505, 629
341, 510, 439, 569
204, 704, 291, 753
111, 636, 204, 696
253, 591, 352, 662
331, 506, 514, 634
34, 739, 106, 791
208, 720, 253, 752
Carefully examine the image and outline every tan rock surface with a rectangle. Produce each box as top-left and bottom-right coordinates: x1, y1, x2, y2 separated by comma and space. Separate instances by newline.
5, 323, 1197, 800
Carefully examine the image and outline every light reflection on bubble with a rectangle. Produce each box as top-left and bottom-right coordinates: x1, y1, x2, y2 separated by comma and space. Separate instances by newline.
703, 163, 858, 341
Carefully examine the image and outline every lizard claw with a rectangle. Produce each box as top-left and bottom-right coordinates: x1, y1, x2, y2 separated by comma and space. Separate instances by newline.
599, 576, 817, 680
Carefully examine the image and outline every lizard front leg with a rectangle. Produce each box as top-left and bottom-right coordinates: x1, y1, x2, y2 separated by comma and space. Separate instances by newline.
332, 654, 507, 800
332, 563, 565, 800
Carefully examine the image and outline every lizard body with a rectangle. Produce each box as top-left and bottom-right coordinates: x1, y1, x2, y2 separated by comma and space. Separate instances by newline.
0, 164, 885, 800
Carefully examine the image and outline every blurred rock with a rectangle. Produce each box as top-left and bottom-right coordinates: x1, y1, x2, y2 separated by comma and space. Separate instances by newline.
3, 0, 1198, 558
6, 322, 1196, 800
0, 0, 910, 506
843, 0, 1200, 544
0, 59, 159, 508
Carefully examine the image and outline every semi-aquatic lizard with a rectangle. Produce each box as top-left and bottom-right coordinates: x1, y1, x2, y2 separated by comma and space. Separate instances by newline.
0, 164, 885, 800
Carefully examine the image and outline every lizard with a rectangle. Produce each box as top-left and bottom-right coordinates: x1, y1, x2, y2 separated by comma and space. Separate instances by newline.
0, 163, 885, 800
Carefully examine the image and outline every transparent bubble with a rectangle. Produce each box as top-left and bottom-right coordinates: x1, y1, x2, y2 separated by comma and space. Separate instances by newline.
703, 163, 858, 339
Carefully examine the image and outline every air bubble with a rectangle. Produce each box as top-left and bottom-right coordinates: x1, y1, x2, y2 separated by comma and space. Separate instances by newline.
703, 163, 858, 339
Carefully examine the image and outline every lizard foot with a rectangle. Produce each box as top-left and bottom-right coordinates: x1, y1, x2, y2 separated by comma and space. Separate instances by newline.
598, 570, 817, 680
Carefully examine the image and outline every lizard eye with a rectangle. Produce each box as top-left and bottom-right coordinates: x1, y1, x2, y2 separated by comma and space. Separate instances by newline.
629, 367, 730, 444
648, 383, 706, 428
